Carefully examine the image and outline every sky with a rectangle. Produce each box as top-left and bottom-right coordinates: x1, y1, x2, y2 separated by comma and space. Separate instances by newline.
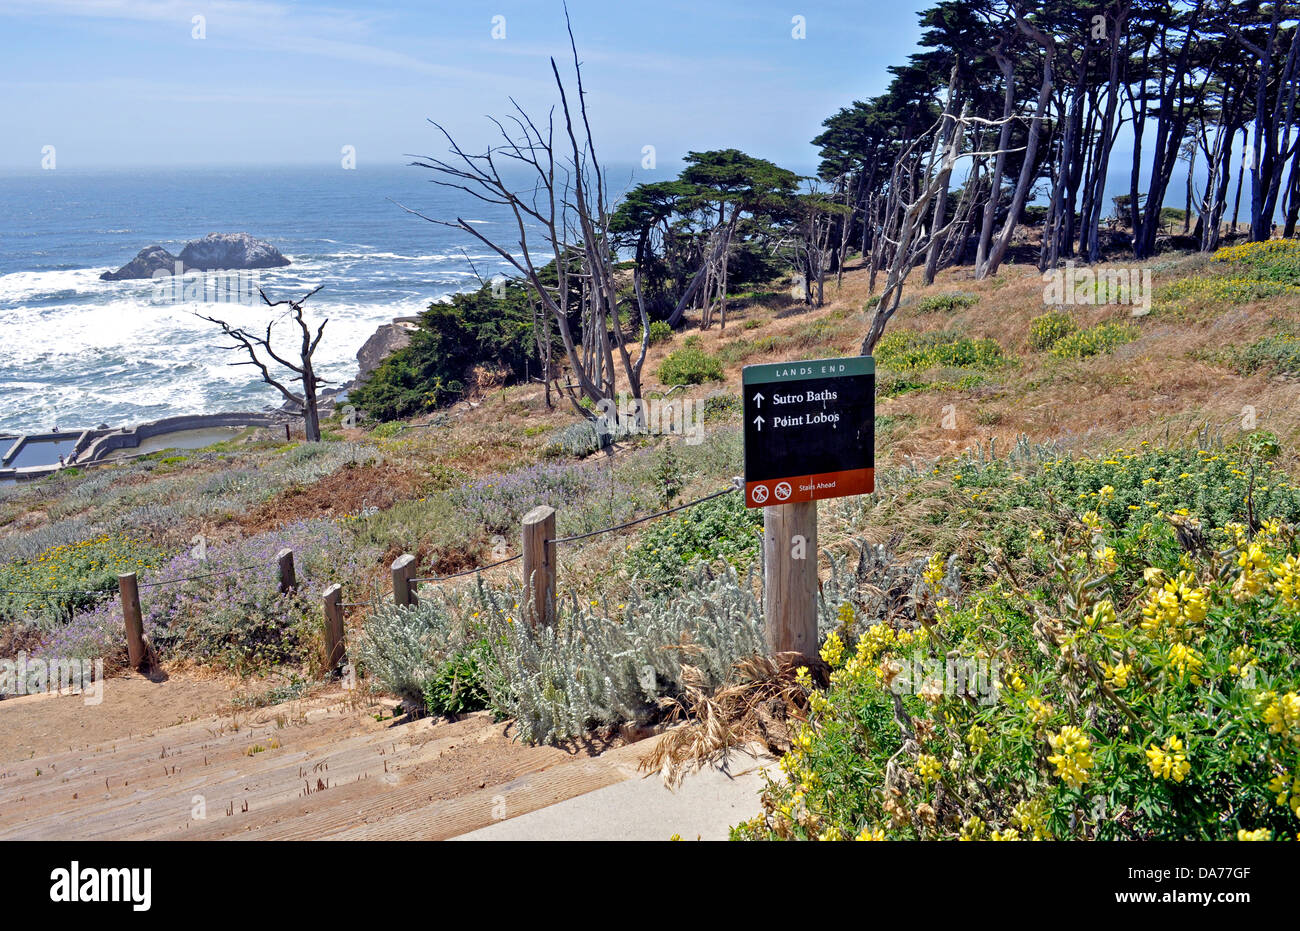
0, 0, 932, 173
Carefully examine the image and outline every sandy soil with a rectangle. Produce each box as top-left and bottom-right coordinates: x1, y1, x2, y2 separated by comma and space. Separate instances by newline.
0, 670, 654, 840
0, 669, 241, 764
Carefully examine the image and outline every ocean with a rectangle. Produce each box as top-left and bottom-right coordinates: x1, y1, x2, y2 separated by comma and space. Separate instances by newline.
0, 164, 525, 435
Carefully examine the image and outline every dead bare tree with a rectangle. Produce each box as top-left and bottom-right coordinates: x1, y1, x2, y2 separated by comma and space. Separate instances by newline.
197, 285, 329, 442
397, 12, 653, 416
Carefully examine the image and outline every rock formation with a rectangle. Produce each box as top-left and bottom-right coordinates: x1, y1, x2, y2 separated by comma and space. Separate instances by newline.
99, 245, 179, 281
178, 233, 291, 271
100, 233, 290, 280
356, 322, 414, 382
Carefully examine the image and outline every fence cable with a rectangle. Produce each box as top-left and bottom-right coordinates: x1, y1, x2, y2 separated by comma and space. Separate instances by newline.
548, 480, 741, 545
411, 553, 522, 586
137, 564, 262, 588
2, 478, 744, 601
0, 562, 263, 599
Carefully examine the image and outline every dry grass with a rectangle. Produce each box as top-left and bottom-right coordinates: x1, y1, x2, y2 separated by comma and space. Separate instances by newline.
640, 653, 828, 789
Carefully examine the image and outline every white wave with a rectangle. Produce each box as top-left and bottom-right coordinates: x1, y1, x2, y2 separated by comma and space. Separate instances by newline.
323, 251, 497, 262
0, 267, 115, 303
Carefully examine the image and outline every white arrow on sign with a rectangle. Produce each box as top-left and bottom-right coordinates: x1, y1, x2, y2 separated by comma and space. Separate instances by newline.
752, 392, 764, 408
752, 415, 765, 431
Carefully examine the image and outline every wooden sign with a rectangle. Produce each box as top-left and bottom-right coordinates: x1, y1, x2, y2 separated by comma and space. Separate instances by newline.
742, 356, 874, 508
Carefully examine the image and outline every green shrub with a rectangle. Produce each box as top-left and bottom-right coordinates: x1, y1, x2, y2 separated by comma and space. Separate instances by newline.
351, 276, 546, 421
874, 331, 1009, 371
659, 345, 725, 385
626, 491, 761, 590
915, 292, 979, 314
737, 513, 1300, 841
0, 533, 167, 624
1049, 321, 1139, 359
1155, 240, 1300, 312
1234, 334, 1300, 377
1213, 239, 1300, 284
1028, 310, 1076, 351
423, 638, 493, 716
370, 421, 404, 439
703, 392, 742, 421
648, 320, 674, 344
736, 439, 1300, 841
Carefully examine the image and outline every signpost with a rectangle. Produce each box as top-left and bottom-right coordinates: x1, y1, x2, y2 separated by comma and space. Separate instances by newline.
742, 355, 875, 660
742, 355, 874, 508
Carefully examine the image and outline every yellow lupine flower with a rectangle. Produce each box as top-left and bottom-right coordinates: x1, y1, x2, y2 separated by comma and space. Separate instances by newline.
819, 630, 845, 669
1027, 696, 1053, 726
1104, 661, 1132, 690
1145, 736, 1191, 782
958, 816, 986, 841
1260, 691, 1300, 741
1047, 726, 1094, 789
916, 754, 943, 783
1237, 828, 1272, 841
922, 553, 945, 588
1166, 642, 1204, 684
1271, 554, 1300, 610
1141, 570, 1208, 638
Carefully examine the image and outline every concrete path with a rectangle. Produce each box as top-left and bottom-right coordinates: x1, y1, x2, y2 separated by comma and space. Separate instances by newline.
452, 750, 771, 841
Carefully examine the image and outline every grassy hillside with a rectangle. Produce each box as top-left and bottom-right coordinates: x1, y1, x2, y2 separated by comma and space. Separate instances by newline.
4, 242, 1300, 838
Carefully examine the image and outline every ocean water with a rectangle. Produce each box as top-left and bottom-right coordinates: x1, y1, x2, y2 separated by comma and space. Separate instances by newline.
0, 165, 522, 435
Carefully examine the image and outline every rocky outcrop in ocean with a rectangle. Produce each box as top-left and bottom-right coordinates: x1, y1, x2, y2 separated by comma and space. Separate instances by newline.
99, 245, 180, 281
178, 233, 291, 271
100, 233, 290, 280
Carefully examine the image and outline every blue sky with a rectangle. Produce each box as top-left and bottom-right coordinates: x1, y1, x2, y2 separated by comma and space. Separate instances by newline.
0, 0, 931, 172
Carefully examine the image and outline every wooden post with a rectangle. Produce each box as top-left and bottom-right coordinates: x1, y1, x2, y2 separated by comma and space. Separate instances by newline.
521, 505, 556, 626
276, 548, 297, 594
762, 501, 819, 660
391, 553, 418, 607
119, 572, 148, 670
322, 584, 345, 672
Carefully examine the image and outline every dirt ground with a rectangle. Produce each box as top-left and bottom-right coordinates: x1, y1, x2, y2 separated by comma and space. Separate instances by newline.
0, 670, 240, 763
235, 461, 428, 532
0, 670, 655, 840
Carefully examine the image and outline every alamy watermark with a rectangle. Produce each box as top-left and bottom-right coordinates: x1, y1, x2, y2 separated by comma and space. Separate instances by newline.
1042, 261, 1153, 316
595, 393, 704, 445
150, 265, 262, 305
0, 652, 104, 705
886, 655, 1002, 706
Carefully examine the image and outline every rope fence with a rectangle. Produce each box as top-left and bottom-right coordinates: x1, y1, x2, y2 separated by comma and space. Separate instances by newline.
391, 478, 744, 625
0, 561, 262, 598
410, 553, 522, 586
3, 475, 747, 678
547, 483, 739, 545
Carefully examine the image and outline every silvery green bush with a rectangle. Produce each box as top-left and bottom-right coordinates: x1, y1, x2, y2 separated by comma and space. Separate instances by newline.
356, 596, 474, 706
475, 566, 765, 744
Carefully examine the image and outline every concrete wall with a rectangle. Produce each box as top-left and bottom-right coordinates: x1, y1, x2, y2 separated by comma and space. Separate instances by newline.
0, 412, 287, 483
